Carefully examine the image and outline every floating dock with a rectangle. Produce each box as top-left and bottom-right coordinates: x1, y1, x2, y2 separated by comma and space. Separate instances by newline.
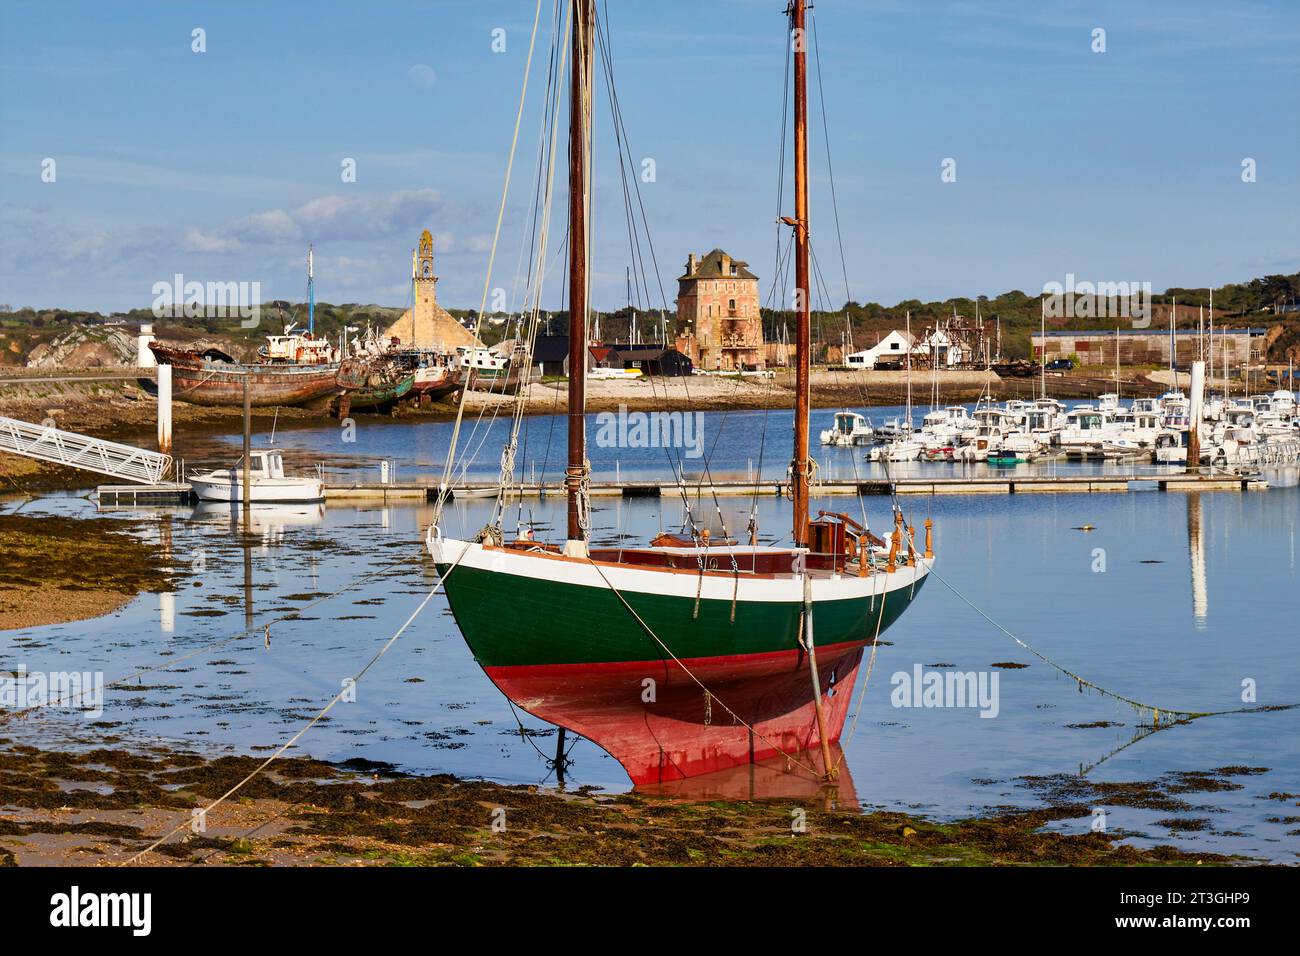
323, 481, 429, 502
96, 482, 195, 506
316, 473, 1268, 501
94, 474, 1269, 506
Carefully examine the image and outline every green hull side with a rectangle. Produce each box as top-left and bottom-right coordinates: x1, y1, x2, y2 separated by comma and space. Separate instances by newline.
344, 374, 415, 409
437, 562, 927, 668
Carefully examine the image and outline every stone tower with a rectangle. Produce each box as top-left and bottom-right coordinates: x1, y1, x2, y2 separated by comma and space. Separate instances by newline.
383, 229, 480, 351
675, 248, 764, 370
414, 229, 437, 325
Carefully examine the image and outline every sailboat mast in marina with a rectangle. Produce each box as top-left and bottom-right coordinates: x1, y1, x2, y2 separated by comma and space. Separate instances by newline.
790, 0, 812, 547
565, 0, 591, 557
427, 0, 933, 787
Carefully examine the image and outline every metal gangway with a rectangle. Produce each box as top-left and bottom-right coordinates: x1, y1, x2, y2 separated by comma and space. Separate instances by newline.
0, 415, 172, 484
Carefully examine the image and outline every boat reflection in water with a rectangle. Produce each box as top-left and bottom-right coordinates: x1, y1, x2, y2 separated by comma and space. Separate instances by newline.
489, 639, 870, 795
644, 744, 860, 806
1187, 493, 1208, 629
190, 500, 326, 547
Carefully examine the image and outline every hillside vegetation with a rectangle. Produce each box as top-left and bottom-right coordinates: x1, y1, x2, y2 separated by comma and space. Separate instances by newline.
2, 272, 1296, 365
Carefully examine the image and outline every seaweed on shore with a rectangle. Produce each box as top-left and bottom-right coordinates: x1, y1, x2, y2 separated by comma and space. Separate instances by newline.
0, 746, 1249, 867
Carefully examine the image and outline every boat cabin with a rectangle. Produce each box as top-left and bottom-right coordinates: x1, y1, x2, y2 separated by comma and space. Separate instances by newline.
830, 412, 868, 436
234, 450, 286, 479
1064, 410, 1104, 431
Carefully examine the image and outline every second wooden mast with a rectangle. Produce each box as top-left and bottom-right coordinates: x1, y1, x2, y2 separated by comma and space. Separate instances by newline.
566, 0, 593, 550
790, 0, 811, 547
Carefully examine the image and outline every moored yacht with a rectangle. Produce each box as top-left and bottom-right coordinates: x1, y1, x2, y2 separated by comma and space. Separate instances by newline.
820, 411, 874, 447
189, 449, 324, 503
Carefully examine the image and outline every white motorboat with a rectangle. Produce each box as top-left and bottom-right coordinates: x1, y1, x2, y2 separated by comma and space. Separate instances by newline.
1208, 429, 1300, 469
1154, 428, 1191, 464
998, 429, 1044, 459
1026, 398, 1066, 445
820, 411, 874, 447
868, 435, 924, 462
189, 449, 325, 503
955, 406, 1011, 461
1058, 406, 1107, 449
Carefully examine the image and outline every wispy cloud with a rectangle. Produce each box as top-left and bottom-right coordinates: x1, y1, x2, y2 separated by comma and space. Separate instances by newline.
0, 155, 308, 202
183, 189, 450, 250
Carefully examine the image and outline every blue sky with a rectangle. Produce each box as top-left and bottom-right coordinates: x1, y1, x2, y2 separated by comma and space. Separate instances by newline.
1, 0, 1296, 314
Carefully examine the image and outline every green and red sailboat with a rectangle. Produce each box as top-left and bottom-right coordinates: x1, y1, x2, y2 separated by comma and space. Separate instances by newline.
428, 0, 933, 787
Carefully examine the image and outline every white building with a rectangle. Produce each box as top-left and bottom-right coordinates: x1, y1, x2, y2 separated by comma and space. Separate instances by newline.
916, 327, 976, 367
844, 330, 918, 369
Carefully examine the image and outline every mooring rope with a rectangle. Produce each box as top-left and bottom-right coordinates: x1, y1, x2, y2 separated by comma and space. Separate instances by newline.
118, 584, 439, 865
833, 557, 890, 770
928, 563, 1291, 723
873, 456, 1291, 725
113, 530, 497, 865
582, 555, 825, 781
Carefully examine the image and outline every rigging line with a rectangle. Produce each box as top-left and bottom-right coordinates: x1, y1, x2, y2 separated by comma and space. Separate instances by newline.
595, 22, 644, 321
581, 554, 823, 780
605, 81, 661, 314
515, 0, 564, 309
119, 583, 440, 865
873, 451, 1289, 725
433, 0, 547, 528
930, 563, 1294, 723
833, 554, 889, 768
696, 450, 742, 577
497, 65, 568, 523
593, 9, 653, 319
746, 375, 778, 520
772, 15, 792, 310
455, 23, 570, 515
765, 230, 794, 311
0, 550, 418, 723
119, 525, 491, 865
809, 9, 852, 313
598, 25, 670, 314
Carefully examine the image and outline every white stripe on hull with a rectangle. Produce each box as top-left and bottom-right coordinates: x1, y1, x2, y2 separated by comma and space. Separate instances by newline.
427, 530, 932, 603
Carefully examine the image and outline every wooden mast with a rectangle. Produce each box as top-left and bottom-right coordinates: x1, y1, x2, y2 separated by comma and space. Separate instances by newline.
788, 0, 836, 781
790, 0, 811, 547
566, 0, 592, 547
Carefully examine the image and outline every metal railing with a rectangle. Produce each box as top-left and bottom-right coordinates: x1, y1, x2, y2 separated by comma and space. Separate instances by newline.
0, 415, 171, 484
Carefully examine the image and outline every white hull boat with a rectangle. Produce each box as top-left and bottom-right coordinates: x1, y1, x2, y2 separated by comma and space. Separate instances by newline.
820, 411, 874, 447
190, 449, 324, 503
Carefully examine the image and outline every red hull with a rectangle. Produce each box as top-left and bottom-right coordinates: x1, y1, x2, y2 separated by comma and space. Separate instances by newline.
486, 639, 865, 787
410, 366, 463, 398
149, 344, 340, 408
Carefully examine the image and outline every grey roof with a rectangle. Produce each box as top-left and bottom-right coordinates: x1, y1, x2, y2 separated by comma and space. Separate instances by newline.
615, 346, 686, 361
680, 248, 757, 281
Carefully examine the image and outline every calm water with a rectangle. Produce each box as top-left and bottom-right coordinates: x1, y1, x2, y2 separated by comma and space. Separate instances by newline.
178, 405, 1299, 488
4, 409, 1299, 861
